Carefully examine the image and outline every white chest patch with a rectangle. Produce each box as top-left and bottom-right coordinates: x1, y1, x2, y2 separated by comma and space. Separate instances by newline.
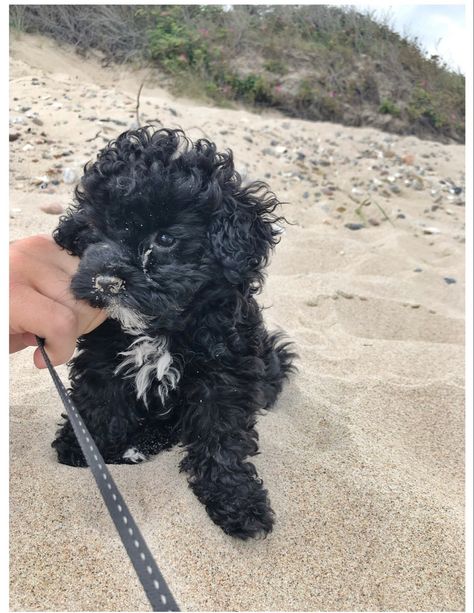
114, 335, 181, 409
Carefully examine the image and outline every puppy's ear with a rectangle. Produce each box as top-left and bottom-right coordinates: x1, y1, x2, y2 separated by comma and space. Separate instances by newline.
209, 181, 282, 286
53, 206, 97, 256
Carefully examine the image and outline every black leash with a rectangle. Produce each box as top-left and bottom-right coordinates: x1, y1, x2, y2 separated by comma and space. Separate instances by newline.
36, 337, 180, 612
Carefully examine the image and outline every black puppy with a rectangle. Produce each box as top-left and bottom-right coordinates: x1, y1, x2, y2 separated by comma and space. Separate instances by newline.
52, 127, 295, 539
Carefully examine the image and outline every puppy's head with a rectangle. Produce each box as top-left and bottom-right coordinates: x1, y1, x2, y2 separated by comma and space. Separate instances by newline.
54, 128, 283, 331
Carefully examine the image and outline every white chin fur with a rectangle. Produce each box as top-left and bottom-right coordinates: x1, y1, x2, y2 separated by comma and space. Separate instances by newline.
106, 303, 149, 335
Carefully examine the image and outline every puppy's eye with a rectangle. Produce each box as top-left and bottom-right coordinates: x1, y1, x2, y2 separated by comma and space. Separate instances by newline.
155, 233, 176, 248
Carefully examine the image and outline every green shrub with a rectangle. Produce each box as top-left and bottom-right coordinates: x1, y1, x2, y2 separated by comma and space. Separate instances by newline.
407, 87, 447, 129
379, 99, 401, 117
263, 59, 288, 74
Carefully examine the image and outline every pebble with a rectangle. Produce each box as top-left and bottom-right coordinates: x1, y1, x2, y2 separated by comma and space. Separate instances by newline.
423, 227, 441, 235
336, 290, 354, 299
40, 203, 64, 215
31, 175, 49, 185
402, 154, 415, 165
345, 223, 365, 231
443, 277, 457, 285
63, 168, 77, 184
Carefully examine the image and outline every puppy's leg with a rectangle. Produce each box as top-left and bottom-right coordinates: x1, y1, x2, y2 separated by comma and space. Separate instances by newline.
52, 389, 140, 467
179, 378, 274, 539
122, 414, 180, 461
52, 353, 145, 466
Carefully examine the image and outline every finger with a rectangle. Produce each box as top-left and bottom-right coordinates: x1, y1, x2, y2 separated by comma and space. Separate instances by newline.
9, 334, 29, 354
13, 256, 75, 307
10, 285, 78, 367
13, 234, 80, 277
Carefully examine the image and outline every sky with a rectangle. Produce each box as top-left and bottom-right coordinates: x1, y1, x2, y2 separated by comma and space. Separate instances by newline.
357, 4, 467, 73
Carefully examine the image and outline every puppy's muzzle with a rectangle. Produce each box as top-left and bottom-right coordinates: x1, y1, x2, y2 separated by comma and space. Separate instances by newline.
94, 275, 124, 295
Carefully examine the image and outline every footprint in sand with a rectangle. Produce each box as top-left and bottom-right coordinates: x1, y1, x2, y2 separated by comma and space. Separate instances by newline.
302, 293, 463, 344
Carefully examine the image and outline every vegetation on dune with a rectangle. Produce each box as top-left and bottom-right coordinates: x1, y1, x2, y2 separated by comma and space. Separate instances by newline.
10, 4, 465, 143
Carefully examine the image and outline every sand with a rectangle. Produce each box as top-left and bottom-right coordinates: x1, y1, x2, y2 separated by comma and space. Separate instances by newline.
9, 33, 465, 611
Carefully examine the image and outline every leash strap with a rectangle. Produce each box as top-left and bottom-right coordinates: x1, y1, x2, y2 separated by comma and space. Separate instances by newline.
36, 337, 180, 612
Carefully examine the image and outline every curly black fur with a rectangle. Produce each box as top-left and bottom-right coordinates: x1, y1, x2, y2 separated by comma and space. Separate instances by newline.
52, 127, 296, 539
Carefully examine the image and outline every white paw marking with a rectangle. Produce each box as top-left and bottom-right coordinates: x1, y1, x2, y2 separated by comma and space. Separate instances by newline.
122, 447, 147, 463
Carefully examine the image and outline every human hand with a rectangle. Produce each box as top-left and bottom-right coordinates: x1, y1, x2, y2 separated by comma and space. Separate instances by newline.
9, 234, 107, 368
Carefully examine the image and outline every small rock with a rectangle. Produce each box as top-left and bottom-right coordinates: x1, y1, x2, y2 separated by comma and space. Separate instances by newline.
423, 227, 441, 235
9, 133, 21, 142
414, 268, 423, 272
443, 277, 457, 285
336, 290, 354, 299
32, 117, 44, 126
63, 168, 77, 184
31, 175, 49, 185
368, 218, 380, 226
40, 203, 64, 215
22, 143, 34, 151
345, 223, 365, 231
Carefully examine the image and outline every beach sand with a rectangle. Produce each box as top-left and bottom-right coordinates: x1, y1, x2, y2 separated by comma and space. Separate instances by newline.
9, 33, 465, 611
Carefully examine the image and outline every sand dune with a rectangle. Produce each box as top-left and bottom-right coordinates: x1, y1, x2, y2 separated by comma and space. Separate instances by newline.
10, 33, 464, 611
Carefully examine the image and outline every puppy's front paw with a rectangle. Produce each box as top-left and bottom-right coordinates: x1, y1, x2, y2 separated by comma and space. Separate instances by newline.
194, 475, 275, 539
215, 490, 274, 539
120, 447, 148, 464
52, 438, 87, 467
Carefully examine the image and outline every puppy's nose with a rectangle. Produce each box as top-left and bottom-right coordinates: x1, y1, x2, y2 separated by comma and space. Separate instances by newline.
94, 275, 124, 295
